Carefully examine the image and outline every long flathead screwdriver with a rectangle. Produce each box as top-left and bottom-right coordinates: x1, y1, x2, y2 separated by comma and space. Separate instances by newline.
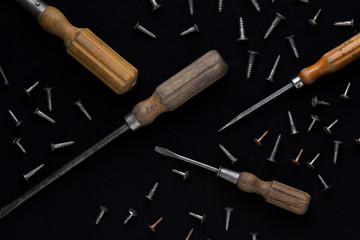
155, 146, 310, 215
219, 32, 360, 132
0, 50, 228, 219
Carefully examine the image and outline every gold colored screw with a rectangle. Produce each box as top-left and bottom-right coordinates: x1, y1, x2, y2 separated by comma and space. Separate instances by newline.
254, 131, 269, 146
148, 217, 163, 232
185, 228, 194, 240
291, 149, 303, 165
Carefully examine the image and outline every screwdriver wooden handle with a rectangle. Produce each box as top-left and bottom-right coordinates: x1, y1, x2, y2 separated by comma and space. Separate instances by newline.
237, 172, 310, 215
38, 6, 138, 94
300, 32, 360, 85
130, 50, 228, 127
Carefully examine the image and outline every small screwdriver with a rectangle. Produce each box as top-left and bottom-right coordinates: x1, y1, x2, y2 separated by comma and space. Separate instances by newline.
0, 50, 228, 219
218, 32, 360, 132
154, 146, 310, 215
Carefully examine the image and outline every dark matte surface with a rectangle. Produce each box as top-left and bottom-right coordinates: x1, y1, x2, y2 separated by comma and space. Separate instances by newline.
1, 0, 359, 239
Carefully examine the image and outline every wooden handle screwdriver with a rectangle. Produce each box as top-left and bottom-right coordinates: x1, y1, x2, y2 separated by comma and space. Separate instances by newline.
17, 0, 138, 94
155, 146, 311, 215
219, 32, 360, 131
0, 50, 228, 219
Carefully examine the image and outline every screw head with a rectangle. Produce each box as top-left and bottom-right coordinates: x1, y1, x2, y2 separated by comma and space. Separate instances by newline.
33, 107, 40, 115
276, 12, 286, 20
199, 213, 207, 223
323, 184, 332, 192
266, 156, 276, 163
152, 4, 162, 11
311, 96, 318, 107
310, 115, 320, 122
350, 18, 354, 27
193, 23, 200, 32
339, 93, 350, 100
128, 208, 138, 217
248, 50, 259, 55
134, 21, 140, 30
333, 140, 343, 145
306, 162, 315, 169
145, 194, 153, 201
183, 170, 190, 180
237, 36, 248, 42
253, 138, 262, 146
290, 129, 299, 135
12, 137, 21, 145
323, 126, 332, 135
100, 205, 109, 212
291, 159, 301, 165
307, 19, 318, 26
250, 232, 259, 236
224, 207, 234, 212
286, 34, 295, 40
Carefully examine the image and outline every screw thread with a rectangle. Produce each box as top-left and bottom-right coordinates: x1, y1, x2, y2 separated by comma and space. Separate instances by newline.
313, 9, 322, 21
239, 17, 246, 38
343, 82, 351, 96
225, 211, 231, 231
52, 141, 75, 151
266, 55, 281, 82
308, 119, 316, 132
124, 214, 132, 224
288, 111, 298, 134
189, 212, 202, 220
172, 169, 184, 176
23, 164, 44, 181
328, 119, 339, 129
185, 228, 194, 240
146, 182, 159, 200
318, 100, 330, 106
264, 14, 284, 39
17, 142, 27, 153
287, 38, 299, 58
27, 81, 39, 93
219, 144, 238, 163
188, 0, 194, 15
35, 109, 55, 124
317, 174, 328, 188
334, 21, 353, 27
250, 0, 261, 12
0, 65, 10, 86
267, 134, 281, 162
44, 88, 53, 111
310, 153, 320, 165
137, 25, 157, 38
95, 211, 105, 224
246, 62, 253, 79
8, 109, 20, 125
218, 0, 223, 13
75, 101, 93, 121
180, 25, 198, 36
333, 143, 340, 164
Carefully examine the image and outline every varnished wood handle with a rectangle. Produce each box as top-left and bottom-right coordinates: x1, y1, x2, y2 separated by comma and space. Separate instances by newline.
38, 6, 138, 94
131, 50, 228, 127
237, 172, 311, 215
300, 32, 360, 85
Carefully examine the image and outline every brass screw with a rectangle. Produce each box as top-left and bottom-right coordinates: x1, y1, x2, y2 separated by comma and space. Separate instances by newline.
254, 131, 268, 146
148, 217, 163, 232
185, 228, 194, 240
291, 148, 303, 165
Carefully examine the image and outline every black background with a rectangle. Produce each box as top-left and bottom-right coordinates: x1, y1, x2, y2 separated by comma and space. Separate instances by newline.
1, 0, 360, 239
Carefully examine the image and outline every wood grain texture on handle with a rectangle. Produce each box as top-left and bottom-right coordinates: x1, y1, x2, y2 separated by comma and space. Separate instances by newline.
300, 32, 360, 85
236, 172, 311, 215
131, 50, 228, 127
37, 6, 138, 94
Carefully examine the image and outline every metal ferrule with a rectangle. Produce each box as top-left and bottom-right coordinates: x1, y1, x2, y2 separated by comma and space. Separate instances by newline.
216, 167, 240, 185
124, 113, 142, 131
17, 0, 48, 19
291, 75, 304, 89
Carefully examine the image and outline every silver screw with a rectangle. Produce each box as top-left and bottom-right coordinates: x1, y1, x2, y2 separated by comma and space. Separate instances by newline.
23, 163, 45, 181
149, 0, 162, 11
355, 138, 360, 144
308, 9, 322, 27
311, 96, 330, 107
189, 212, 206, 223
24, 81, 39, 97
317, 174, 332, 192
323, 119, 339, 135
145, 182, 159, 201
218, 0, 224, 13
286, 35, 299, 58
334, 19, 354, 27
339, 82, 351, 100
264, 12, 285, 39
246, 50, 259, 79
306, 153, 320, 170
74, 100, 93, 121
288, 111, 299, 135
44, 87, 54, 111
292, 0, 309, 3
8, 109, 22, 126
12, 137, 26, 153
134, 21, 157, 39
266, 55, 281, 82
188, 0, 194, 15
124, 208, 138, 224
180, 23, 199, 36
219, 144, 238, 164
34, 107, 56, 124
51, 141, 75, 151
224, 207, 234, 231
172, 169, 190, 180
333, 140, 342, 164
266, 134, 281, 163
249, 0, 261, 12
250, 232, 259, 240
0, 64, 10, 86
95, 205, 109, 224
237, 17, 248, 42
308, 115, 320, 132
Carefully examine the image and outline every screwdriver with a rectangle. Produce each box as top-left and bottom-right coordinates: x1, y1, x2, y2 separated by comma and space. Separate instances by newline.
155, 146, 310, 215
16, 0, 138, 94
218, 32, 360, 132
0, 50, 228, 219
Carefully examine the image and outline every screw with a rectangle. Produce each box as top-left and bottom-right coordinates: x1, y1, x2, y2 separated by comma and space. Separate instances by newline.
286, 35, 299, 58
124, 208, 138, 224
74, 100, 93, 121
34, 107, 56, 124
134, 21, 157, 39
266, 55, 281, 82
51, 141, 75, 151
308, 115, 320, 132
264, 12, 285, 39
291, 148, 303, 165
339, 82, 351, 100
188, 0, 194, 15
180, 23, 200, 36
323, 119, 339, 135
44, 87, 54, 111
308, 9, 322, 27
333, 140, 342, 164
145, 182, 159, 201
8, 109, 22, 127
219, 144, 238, 164
355, 138, 360, 144
189, 212, 206, 223
292, 0, 309, 3
24, 81, 39, 97
306, 153, 320, 170
0, 64, 10, 86
317, 174, 332, 192
249, 0, 261, 12
148, 217, 163, 232
218, 0, 224, 13
185, 228, 194, 240
246, 50, 259, 79
250, 232, 259, 240
266, 134, 281, 163
237, 17, 248, 42
224, 207, 233, 231
95, 205, 109, 224
254, 131, 268, 146
334, 19, 354, 27
12, 137, 26, 153
311, 96, 330, 107
148, 0, 162, 11
288, 111, 299, 135
23, 163, 45, 181
172, 169, 190, 180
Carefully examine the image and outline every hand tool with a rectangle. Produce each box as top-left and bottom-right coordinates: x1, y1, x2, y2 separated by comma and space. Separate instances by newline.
218, 32, 360, 132
154, 146, 311, 215
16, 0, 138, 94
0, 50, 228, 219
